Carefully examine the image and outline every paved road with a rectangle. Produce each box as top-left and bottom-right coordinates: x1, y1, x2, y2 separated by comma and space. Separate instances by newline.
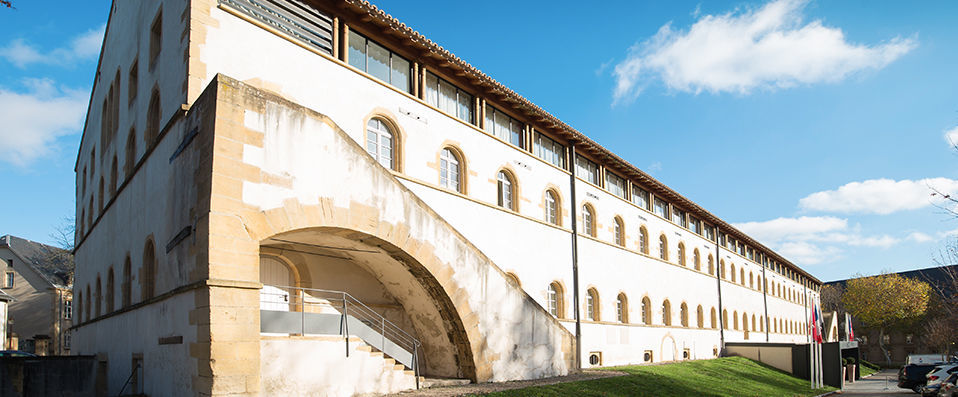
840, 369, 915, 396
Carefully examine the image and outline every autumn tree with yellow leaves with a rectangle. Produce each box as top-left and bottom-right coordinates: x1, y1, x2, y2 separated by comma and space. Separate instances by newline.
843, 272, 931, 365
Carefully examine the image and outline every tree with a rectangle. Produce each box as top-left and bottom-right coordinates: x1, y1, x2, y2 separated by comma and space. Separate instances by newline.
843, 272, 931, 365
820, 283, 844, 313
1, 1, 12, 8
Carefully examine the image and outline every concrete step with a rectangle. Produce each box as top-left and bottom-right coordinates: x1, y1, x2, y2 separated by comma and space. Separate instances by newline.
421, 378, 471, 388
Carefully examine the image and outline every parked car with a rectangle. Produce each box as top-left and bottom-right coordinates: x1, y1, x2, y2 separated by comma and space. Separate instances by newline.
938, 373, 958, 397
0, 350, 38, 357
902, 363, 943, 393
922, 365, 958, 396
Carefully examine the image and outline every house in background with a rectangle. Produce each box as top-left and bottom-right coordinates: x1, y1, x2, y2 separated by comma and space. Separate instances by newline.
0, 235, 74, 355
0, 289, 12, 349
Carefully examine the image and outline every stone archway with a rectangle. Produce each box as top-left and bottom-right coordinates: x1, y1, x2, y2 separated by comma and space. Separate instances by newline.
258, 227, 476, 379
201, 76, 574, 393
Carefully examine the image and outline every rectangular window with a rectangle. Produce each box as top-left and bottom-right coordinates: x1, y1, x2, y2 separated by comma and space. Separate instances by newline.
128, 60, 138, 104
672, 207, 687, 228
534, 132, 565, 168
690, 217, 701, 235
348, 32, 411, 93
425, 72, 474, 124
4, 272, 13, 288
739, 243, 746, 256
575, 156, 600, 185
704, 225, 715, 241
64, 332, 71, 349
150, 11, 162, 66
632, 186, 650, 210
485, 105, 523, 147
606, 171, 627, 199
653, 198, 668, 218
64, 299, 73, 320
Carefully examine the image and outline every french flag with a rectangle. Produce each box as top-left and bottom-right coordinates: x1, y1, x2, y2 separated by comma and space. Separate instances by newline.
810, 303, 823, 343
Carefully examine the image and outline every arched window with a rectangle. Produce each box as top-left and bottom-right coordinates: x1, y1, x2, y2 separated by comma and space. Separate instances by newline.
757, 275, 763, 291
680, 302, 689, 327
641, 297, 651, 325
125, 127, 137, 177
98, 177, 104, 211
693, 249, 701, 271
749, 272, 754, 289
582, 204, 595, 237
696, 305, 704, 328
106, 267, 115, 313
504, 272, 520, 287
720, 260, 726, 279
639, 226, 649, 254
743, 313, 749, 339
496, 170, 518, 210
85, 285, 91, 322
95, 276, 102, 317
678, 243, 686, 266
110, 156, 118, 197
710, 307, 717, 329
616, 293, 628, 323
752, 314, 757, 332
586, 288, 599, 321
722, 309, 728, 330
439, 147, 462, 192
708, 254, 714, 275
146, 89, 160, 145
544, 190, 559, 225
659, 234, 668, 261
141, 239, 156, 301
613, 217, 625, 246
730, 264, 736, 282
366, 118, 395, 169
760, 316, 764, 332
122, 256, 132, 307
740, 268, 745, 285
733, 310, 739, 330
547, 282, 563, 318
662, 299, 672, 326
76, 291, 83, 323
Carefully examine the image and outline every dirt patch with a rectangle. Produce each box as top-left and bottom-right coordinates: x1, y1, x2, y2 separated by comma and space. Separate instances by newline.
386, 370, 627, 397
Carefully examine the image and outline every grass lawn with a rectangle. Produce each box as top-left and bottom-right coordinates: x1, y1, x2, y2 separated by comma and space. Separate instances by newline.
483, 357, 836, 397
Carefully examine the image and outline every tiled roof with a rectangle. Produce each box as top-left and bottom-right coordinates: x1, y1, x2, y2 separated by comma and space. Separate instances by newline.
342, 0, 820, 284
1, 235, 74, 288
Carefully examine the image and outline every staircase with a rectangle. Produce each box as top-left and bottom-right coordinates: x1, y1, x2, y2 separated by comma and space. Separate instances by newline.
259, 286, 425, 391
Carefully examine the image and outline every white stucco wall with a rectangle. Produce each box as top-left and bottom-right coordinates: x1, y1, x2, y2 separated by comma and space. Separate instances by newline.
195, 1, 820, 368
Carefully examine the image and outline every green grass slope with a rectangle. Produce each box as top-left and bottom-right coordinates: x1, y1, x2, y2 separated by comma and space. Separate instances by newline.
483, 357, 836, 397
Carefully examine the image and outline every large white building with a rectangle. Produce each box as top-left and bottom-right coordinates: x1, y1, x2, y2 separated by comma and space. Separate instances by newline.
71, 0, 823, 395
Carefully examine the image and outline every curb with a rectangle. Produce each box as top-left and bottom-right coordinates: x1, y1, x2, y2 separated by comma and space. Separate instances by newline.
813, 392, 840, 397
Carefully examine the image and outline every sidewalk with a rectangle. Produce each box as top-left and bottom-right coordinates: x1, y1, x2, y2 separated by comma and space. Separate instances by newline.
838, 369, 913, 395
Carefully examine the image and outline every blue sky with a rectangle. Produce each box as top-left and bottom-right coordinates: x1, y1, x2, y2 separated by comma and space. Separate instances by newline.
1, 0, 957, 282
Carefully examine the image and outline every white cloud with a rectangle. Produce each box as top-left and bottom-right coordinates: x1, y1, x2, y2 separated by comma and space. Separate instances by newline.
0, 78, 88, 166
734, 216, 846, 242
945, 126, 958, 148
907, 232, 934, 243
611, 0, 916, 103
734, 216, 901, 265
0, 24, 104, 68
798, 178, 958, 215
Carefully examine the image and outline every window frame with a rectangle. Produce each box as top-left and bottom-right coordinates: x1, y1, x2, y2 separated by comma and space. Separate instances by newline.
544, 189, 560, 225
365, 117, 397, 170
348, 31, 412, 93
533, 131, 565, 168
496, 170, 516, 211
439, 147, 463, 193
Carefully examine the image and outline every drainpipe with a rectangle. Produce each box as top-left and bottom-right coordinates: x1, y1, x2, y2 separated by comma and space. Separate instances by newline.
761, 258, 770, 342
803, 285, 810, 344
569, 144, 582, 371
715, 230, 725, 354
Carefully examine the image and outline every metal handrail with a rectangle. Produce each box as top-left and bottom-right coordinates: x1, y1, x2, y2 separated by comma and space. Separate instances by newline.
260, 285, 423, 387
